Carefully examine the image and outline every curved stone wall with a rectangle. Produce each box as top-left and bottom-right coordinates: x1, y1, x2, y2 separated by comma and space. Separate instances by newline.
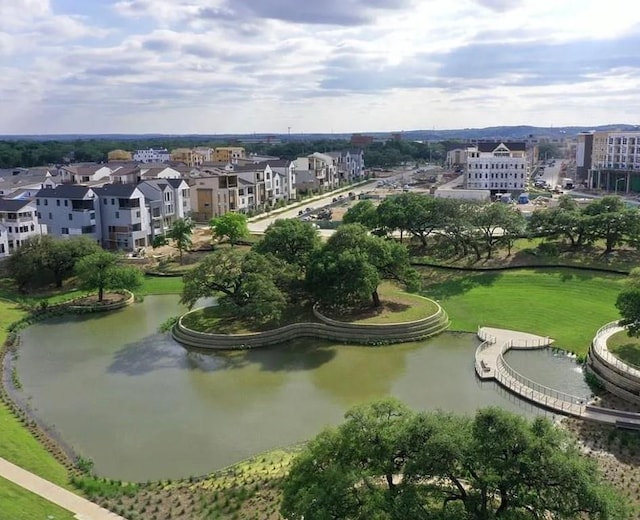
587, 322, 640, 406
172, 300, 449, 350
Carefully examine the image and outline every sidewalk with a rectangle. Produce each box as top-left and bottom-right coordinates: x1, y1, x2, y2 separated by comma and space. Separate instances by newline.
0, 457, 126, 520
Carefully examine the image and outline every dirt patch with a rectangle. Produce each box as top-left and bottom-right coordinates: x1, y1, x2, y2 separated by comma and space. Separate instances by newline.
321, 299, 411, 322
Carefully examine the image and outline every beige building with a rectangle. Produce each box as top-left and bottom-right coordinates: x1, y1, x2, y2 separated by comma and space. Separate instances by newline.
214, 147, 246, 163
587, 130, 640, 193
189, 172, 239, 222
107, 149, 132, 162
171, 148, 205, 168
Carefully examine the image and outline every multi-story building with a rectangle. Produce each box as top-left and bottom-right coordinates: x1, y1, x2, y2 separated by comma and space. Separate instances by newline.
587, 131, 640, 193
266, 160, 297, 201
133, 148, 171, 163
295, 153, 338, 193
138, 179, 191, 241
189, 171, 239, 222
36, 185, 101, 243
327, 150, 365, 183
0, 199, 45, 255
59, 164, 112, 184
94, 184, 148, 250
171, 148, 205, 168
464, 142, 527, 193
107, 149, 133, 162
214, 147, 246, 163
576, 132, 595, 181
446, 148, 467, 170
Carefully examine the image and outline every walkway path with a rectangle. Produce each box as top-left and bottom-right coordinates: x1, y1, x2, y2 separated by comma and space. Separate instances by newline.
475, 326, 640, 427
0, 457, 126, 520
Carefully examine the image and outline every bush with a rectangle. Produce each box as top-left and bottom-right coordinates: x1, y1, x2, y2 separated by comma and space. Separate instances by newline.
536, 242, 560, 257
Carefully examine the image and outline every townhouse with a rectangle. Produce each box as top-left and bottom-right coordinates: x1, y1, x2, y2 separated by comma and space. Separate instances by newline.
36, 185, 101, 243
214, 147, 246, 163
137, 178, 190, 241
327, 150, 365, 184
188, 169, 239, 222
59, 164, 112, 184
93, 184, 148, 250
294, 152, 338, 192
0, 198, 45, 256
133, 148, 171, 163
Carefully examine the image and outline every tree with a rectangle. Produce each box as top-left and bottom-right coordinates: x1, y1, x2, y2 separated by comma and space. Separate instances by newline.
472, 202, 525, 260
165, 218, 194, 264
306, 224, 419, 308
253, 219, 321, 268
282, 399, 629, 520
616, 289, 640, 336
7, 235, 100, 291
583, 196, 629, 254
342, 200, 378, 229
209, 212, 249, 246
75, 251, 143, 302
181, 249, 290, 323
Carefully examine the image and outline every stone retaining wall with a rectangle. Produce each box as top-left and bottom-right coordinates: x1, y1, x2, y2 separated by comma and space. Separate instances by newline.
172, 300, 449, 350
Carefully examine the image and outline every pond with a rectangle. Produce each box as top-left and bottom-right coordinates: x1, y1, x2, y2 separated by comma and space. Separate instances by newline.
15, 295, 589, 482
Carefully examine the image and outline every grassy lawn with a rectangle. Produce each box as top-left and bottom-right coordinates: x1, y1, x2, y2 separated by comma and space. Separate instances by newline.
0, 477, 75, 520
138, 275, 184, 296
607, 330, 640, 369
327, 283, 439, 324
422, 268, 625, 355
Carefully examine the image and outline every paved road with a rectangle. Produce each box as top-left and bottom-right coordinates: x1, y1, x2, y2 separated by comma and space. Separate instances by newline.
0, 457, 125, 520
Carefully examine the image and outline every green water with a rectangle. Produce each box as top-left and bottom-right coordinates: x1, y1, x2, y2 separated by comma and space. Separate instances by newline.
15, 295, 589, 481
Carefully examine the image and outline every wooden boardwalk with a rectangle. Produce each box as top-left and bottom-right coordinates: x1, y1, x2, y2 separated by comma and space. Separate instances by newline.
475, 326, 640, 427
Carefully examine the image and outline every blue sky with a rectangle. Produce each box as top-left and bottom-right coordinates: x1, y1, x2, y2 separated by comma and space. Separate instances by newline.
1, 0, 639, 134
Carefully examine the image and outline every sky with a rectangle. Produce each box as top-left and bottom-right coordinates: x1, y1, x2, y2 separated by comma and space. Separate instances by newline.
1, 0, 640, 135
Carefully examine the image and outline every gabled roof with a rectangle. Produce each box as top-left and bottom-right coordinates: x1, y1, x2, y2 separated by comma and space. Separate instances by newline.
477, 142, 526, 153
231, 163, 268, 172
36, 185, 94, 199
165, 178, 188, 189
94, 184, 140, 197
264, 159, 292, 168
110, 166, 140, 177
0, 198, 34, 212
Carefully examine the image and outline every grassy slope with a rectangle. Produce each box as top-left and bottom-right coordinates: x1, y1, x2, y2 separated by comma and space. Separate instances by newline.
0, 476, 75, 520
608, 331, 640, 368
423, 268, 624, 355
0, 298, 74, 516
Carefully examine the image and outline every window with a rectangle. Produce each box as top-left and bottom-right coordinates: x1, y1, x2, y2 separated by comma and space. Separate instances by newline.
36, 199, 40, 206
64, 200, 68, 207
61, 227, 69, 235
115, 211, 119, 219
56, 200, 60, 206
44, 199, 48, 206
136, 210, 140, 218
111, 199, 115, 205
37, 212, 41, 218
68, 213, 72, 221
132, 223, 141, 231
103, 199, 107, 205
48, 213, 52, 219
30, 224, 34, 231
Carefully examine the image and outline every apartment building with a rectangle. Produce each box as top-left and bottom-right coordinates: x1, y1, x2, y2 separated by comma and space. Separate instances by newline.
266, 160, 297, 201
36, 185, 101, 242
465, 142, 527, 193
189, 171, 239, 222
94, 184, 148, 250
59, 164, 112, 184
171, 148, 205, 168
0, 199, 45, 255
137, 179, 191, 241
295, 153, 338, 192
327, 150, 365, 183
446, 148, 467, 170
587, 131, 640, 193
214, 147, 246, 163
234, 165, 267, 210
133, 148, 171, 163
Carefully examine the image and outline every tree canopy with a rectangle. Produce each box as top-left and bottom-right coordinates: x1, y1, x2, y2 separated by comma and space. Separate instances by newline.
180, 249, 292, 323
210, 212, 249, 246
165, 218, 195, 264
75, 251, 143, 301
282, 399, 629, 520
252, 218, 321, 268
306, 224, 419, 308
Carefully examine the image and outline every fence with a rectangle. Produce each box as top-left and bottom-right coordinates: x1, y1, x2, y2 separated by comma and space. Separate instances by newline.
496, 340, 586, 415
592, 321, 640, 381
508, 336, 551, 348
476, 327, 496, 344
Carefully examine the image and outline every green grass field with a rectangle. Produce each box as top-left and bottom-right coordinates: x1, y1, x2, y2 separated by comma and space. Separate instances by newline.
607, 331, 640, 368
0, 477, 75, 520
422, 268, 625, 355
138, 275, 184, 296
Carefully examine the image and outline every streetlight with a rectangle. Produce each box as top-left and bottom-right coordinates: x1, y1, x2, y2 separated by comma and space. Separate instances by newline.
615, 177, 625, 195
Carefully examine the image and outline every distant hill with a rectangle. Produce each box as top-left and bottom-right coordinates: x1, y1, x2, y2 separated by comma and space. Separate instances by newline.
1, 124, 639, 142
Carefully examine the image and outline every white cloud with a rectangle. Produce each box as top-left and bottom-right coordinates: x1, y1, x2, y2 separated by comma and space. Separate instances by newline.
1, 0, 640, 133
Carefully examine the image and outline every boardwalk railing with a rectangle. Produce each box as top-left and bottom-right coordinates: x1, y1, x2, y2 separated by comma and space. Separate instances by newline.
591, 321, 640, 381
477, 326, 496, 344
496, 340, 586, 415
509, 336, 551, 348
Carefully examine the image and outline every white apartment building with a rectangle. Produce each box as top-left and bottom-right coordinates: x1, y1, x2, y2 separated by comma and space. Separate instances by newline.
133, 148, 171, 163
601, 132, 640, 171
0, 199, 45, 256
465, 142, 527, 193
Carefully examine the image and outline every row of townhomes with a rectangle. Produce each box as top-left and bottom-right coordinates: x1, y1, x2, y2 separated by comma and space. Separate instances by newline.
576, 130, 640, 193
0, 147, 365, 256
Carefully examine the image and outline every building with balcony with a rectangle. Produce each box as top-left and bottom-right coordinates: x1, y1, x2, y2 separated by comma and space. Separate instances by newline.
138, 179, 190, 242
0, 199, 45, 255
36, 185, 101, 243
189, 171, 239, 222
295, 153, 338, 193
327, 150, 365, 183
133, 148, 171, 163
94, 184, 148, 250
464, 142, 527, 193
265, 159, 297, 201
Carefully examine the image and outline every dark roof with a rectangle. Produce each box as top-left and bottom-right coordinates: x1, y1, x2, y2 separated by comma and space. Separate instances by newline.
94, 184, 139, 197
36, 185, 93, 199
477, 142, 526, 153
0, 198, 33, 211
232, 163, 268, 172
264, 159, 291, 168
165, 178, 188, 188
